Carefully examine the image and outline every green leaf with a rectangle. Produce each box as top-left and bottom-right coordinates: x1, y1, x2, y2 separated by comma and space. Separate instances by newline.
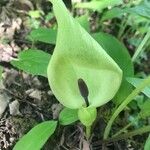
27, 27, 57, 44
76, 14, 90, 32
92, 32, 134, 104
144, 135, 150, 150
28, 10, 43, 19
0, 66, 3, 80
13, 121, 57, 150
47, 0, 122, 109
11, 49, 51, 77
75, 0, 123, 12
59, 107, 78, 125
127, 77, 150, 98
128, 37, 142, 47
27, 17, 89, 45
125, 0, 150, 20
139, 100, 150, 119
102, 7, 124, 21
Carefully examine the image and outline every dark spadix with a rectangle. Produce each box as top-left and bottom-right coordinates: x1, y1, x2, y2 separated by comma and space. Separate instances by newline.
78, 78, 89, 107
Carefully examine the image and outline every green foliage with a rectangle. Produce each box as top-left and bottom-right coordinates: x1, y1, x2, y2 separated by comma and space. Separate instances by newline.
102, 0, 150, 21
11, 49, 51, 77
47, 0, 122, 109
144, 135, 150, 150
139, 100, 150, 119
28, 10, 44, 19
59, 107, 78, 125
7, 0, 150, 148
104, 76, 150, 139
78, 107, 97, 127
45, 12, 54, 23
92, 32, 134, 104
76, 14, 90, 32
128, 37, 142, 47
27, 27, 57, 44
102, 7, 124, 21
13, 121, 57, 150
126, 0, 150, 19
132, 30, 150, 61
127, 77, 150, 98
75, 0, 123, 12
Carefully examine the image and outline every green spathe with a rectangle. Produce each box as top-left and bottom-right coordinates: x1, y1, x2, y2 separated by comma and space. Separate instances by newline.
47, 0, 122, 109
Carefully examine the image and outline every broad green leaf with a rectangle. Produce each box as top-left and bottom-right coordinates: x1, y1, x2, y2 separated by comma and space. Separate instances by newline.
127, 77, 150, 98
11, 49, 51, 77
0, 66, 3, 80
75, 0, 123, 12
144, 135, 150, 150
102, 0, 150, 21
125, 0, 150, 20
92, 32, 134, 104
47, 0, 122, 109
139, 100, 150, 119
27, 27, 57, 44
102, 7, 124, 21
128, 37, 142, 47
59, 107, 78, 125
13, 121, 57, 150
126, 14, 150, 34
76, 14, 90, 32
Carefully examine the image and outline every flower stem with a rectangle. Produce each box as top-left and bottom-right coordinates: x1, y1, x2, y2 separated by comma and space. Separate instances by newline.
93, 125, 150, 146
112, 115, 140, 137
113, 125, 150, 141
103, 76, 150, 140
117, 16, 128, 39
86, 126, 91, 139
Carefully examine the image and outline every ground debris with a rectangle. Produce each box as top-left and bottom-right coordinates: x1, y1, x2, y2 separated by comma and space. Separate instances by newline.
0, 118, 17, 150
0, 18, 22, 41
9, 100, 21, 116
0, 91, 10, 118
0, 42, 20, 62
28, 89, 42, 101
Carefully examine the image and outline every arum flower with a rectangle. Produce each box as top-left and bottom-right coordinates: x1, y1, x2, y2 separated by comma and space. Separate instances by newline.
47, 0, 122, 135
47, 0, 122, 110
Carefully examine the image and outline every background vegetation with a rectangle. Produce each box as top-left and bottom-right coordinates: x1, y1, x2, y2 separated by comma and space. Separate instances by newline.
0, 0, 150, 149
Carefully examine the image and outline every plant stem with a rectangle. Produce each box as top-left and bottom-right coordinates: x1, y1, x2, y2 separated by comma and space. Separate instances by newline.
86, 126, 91, 139
117, 16, 128, 40
112, 116, 140, 137
103, 76, 150, 140
132, 29, 150, 62
93, 125, 150, 146
113, 125, 150, 141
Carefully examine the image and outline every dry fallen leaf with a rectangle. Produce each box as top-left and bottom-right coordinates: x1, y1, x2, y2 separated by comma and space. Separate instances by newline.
0, 42, 20, 62
0, 18, 22, 41
9, 100, 21, 116
29, 89, 42, 101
